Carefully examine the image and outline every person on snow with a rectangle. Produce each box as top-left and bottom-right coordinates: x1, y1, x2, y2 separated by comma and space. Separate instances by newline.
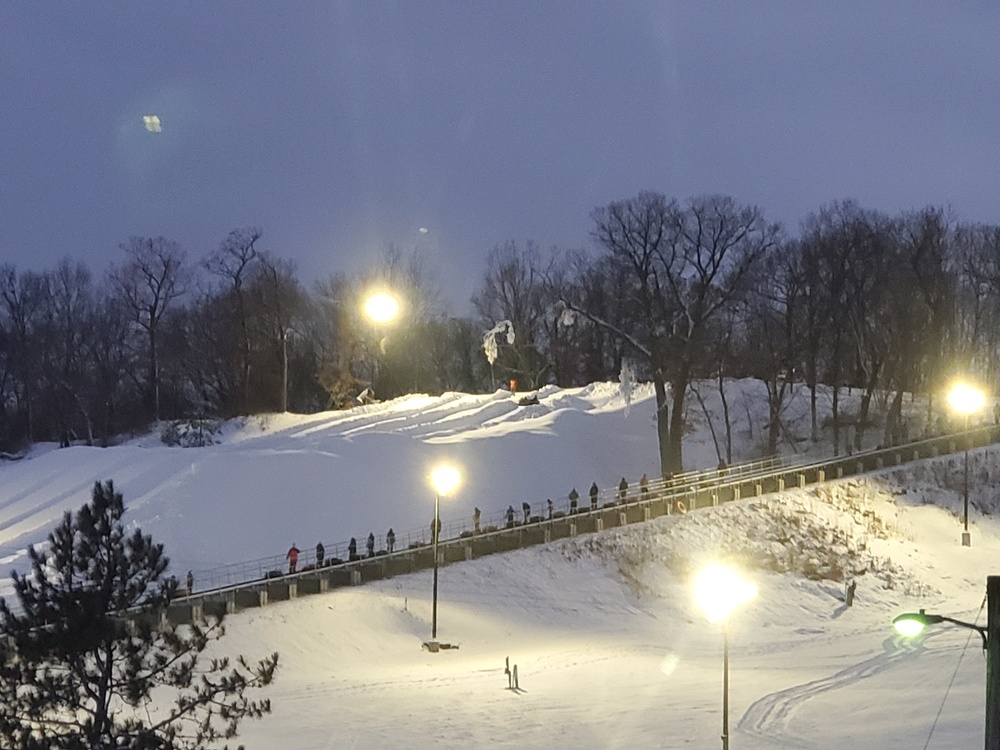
568, 488, 579, 514
367, 532, 375, 557
348, 536, 358, 560
386, 528, 396, 553
505, 505, 516, 528
186, 570, 194, 593
618, 476, 628, 503
522, 501, 531, 523
315, 542, 325, 567
286, 543, 300, 574
547, 498, 554, 519
589, 482, 599, 510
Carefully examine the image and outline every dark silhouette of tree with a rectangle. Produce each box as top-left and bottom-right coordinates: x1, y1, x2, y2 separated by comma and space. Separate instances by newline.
0, 480, 278, 749
586, 192, 779, 475
204, 228, 262, 415
111, 237, 190, 422
472, 241, 552, 389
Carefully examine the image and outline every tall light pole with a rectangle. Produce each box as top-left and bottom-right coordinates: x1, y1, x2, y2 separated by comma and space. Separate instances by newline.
893, 576, 1000, 749
429, 463, 460, 645
362, 290, 400, 398
694, 563, 757, 750
947, 381, 985, 547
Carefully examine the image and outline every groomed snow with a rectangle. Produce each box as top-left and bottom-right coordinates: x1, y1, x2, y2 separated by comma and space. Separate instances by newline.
0, 379, 996, 748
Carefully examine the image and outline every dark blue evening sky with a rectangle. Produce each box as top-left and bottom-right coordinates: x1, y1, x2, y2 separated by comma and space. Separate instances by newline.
3, 2, 999, 310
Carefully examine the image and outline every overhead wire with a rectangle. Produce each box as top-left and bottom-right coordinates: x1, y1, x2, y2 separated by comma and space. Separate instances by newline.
922, 592, 987, 750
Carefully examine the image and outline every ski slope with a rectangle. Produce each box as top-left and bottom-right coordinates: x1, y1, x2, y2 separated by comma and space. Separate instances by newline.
0, 379, 996, 748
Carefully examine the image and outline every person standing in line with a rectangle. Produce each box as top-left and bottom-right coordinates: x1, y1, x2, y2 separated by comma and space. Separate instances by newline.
589, 481, 599, 510
186, 570, 194, 594
473, 507, 482, 533
522, 501, 531, 523
348, 536, 357, 560
505, 505, 515, 528
367, 532, 375, 557
386, 528, 396, 553
618, 477, 628, 503
315, 542, 325, 567
569, 488, 579, 514
547, 498, 554, 519
286, 543, 300, 575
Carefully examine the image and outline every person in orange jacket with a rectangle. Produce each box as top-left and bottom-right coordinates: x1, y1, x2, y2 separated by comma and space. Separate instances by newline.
286, 543, 300, 574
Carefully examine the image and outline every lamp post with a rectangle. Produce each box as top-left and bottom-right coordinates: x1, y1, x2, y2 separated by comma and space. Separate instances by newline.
429, 463, 460, 645
362, 290, 400, 397
947, 381, 985, 547
694, 563, 757, 750
893, 576, 1000, 749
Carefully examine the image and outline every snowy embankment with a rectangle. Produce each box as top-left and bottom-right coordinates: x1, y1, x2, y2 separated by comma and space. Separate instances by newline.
225, 467, 998, 749
0, 378, 996, 747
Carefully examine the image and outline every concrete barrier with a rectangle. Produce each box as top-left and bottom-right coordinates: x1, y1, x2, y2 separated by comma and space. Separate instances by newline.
298, 576, 329, 595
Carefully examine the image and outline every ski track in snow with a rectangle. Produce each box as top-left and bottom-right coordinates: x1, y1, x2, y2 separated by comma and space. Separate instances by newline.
737, 631, 953, 747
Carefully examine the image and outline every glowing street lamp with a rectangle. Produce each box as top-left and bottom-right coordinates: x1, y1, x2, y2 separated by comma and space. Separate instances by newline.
694, 563, 757, 750
429, 463, 461, 645
363, 291, 400, 325
362, 290, 400, 398
947, 381, 986, 547
893, 576, 1000, 749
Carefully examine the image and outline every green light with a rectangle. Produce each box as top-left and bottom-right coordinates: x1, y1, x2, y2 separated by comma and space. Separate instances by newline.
893, 616, 926, 637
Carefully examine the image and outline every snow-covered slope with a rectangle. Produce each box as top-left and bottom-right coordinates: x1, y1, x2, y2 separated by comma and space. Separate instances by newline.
0, 378, 995, 748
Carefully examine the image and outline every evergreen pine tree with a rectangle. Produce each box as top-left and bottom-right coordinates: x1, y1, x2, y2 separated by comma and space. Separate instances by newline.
0, 480, 278, 749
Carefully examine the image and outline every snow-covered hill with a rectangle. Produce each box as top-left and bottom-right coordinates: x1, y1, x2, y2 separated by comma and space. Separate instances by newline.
0, 378, 996, 748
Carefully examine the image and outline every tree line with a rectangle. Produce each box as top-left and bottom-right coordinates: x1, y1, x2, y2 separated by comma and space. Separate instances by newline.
3, 194, 998, 476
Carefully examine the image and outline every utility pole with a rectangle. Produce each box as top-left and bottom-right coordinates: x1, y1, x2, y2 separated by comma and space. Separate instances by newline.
987, 576, 1000, 750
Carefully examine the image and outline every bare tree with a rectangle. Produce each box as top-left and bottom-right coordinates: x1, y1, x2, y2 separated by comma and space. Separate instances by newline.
0, 266, 48, 444
587, 192, 779, 475
472, 241, 553, 389
740, 242, 806, 455
204, 227, 262, 414
252, 254, 306, 412
110, 237, 189, 421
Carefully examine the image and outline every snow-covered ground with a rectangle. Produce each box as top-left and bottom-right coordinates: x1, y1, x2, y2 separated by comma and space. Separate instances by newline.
0, 379, 996, 748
